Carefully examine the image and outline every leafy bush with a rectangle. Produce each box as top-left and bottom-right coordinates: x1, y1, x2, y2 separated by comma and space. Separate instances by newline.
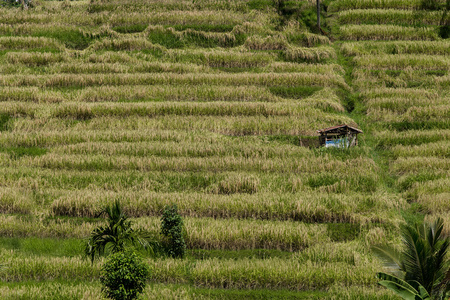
161, 204, 186, 258
374, 218, 450, 299
100, 251, 149, 300
1, 0, 16, 7
420, 0, 441, 10
1, 0, 38, 8
0, 114, 11, 131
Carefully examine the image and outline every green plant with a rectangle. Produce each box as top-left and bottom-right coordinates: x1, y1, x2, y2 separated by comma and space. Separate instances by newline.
100, 251, 149, 300
1, 0, 19, 7
84, 200, 155, 263
420, 0, 441, 10
377, 272, 431, 300
374, 218, 450, 299
0, 113, 11, 131
161, 204, 186, 258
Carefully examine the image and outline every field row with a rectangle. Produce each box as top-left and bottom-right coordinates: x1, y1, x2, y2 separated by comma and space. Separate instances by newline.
341, 40, 450, 56
0, 162, 381, 193
0, 10, 263, 27
404, 177, 449, 214
88, 38, 334, 60
2, 115, 354, 136
0, 244, 379, 290
85, 0, 261, 13
0, 185, 403, 223
0, 36, 334, 62
365, 104, 449, 123
5, 125, 446, 150
0, 36, 66, 51
0, 59, 344, 75
353, 54, 450, 70
329, 0, 446, 11
336, 9, 447, 26
3, 153, 444, 187
0, 215, 341, 251
3, 140, 313, 159
0, 280, 403, 300
0, 101, 347, 120
0, 72, 349, 89
361, 87, 441, 99
0, 152, 378, 175
365, 96, 449, 112
353, 70, 450, 89
0, 23, 330, 51
0, 281, 400, 300
338, 25, 440, 41
0, 86, 343, 106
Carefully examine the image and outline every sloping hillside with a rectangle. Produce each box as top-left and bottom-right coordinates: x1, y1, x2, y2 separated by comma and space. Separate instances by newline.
0, 0, 447, 298
332, 0, 450, 232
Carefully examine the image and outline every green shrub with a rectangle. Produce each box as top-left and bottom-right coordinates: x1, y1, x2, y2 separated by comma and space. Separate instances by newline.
112, 25, 148, 34
100, 251, 149, 300
161, 204, 186, 259
0, 113, 11, 131
268, 86, 322, 99
420, 0, 441, 10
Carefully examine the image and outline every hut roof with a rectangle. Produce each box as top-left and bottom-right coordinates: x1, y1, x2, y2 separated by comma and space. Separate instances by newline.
317, 124, 363, 134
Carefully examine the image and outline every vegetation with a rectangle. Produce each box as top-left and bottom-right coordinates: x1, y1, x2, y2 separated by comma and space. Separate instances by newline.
0, 0, 448, 298
84, 200, 154, 263
375, 218, 450, 299
161, 205, 186, 259
100, 251, 149, 300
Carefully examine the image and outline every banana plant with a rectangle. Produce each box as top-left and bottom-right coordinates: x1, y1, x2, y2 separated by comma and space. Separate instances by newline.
378, 272, 430, 300
374, 218, 450, 300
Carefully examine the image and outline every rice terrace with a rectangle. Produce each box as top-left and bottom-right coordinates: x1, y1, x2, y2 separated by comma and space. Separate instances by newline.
0, 0, 449, 298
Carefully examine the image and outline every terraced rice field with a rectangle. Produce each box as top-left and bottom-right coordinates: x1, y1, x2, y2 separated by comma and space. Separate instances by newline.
334, 0, 450, 236
0, 0, 448, 298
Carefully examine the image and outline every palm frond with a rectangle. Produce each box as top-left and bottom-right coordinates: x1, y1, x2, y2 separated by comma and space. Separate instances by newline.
372, 244, 402, 269
84, 200, 158, 263
376, 217, 450, 298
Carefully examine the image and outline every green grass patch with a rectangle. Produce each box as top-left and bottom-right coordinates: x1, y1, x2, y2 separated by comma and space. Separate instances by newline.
247, 0, 274, 10
269, 86, 323, 99
397, 173, 446, 191
117, 97, 165, 103
306, 172, 379, 193
425, 70, 447, 76
148, 31, 185, 49
0, 113, 11, 131
184, 32, 246, 48
327, 223, 360, 242
314, 146, 370, 160
193, 286, 328, 299
388, 120, 450, 131
188, 249, 294, 260
213, 66, 262, 73
0, 146, 47, 159
171, 24, 235, 33
112, 24, 148, 34
31, 29, 95, 50
262, 134, 300, 146
307, 174, 340, 188
0, 237, 84, 257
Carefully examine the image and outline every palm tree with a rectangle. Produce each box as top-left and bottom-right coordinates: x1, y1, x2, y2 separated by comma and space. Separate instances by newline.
84, 200, 155, 263
374, 218, 450, 299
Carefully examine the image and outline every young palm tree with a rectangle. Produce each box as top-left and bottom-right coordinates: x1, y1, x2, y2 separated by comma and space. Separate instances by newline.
84, 200, 155, 263
374, 218, 450, 300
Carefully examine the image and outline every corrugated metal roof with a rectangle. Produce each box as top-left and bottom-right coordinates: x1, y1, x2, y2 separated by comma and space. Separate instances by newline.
317, 124, 363, 134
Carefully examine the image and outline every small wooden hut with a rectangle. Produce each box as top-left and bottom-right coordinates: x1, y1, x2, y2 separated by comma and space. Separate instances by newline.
317, 124, 363, 148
